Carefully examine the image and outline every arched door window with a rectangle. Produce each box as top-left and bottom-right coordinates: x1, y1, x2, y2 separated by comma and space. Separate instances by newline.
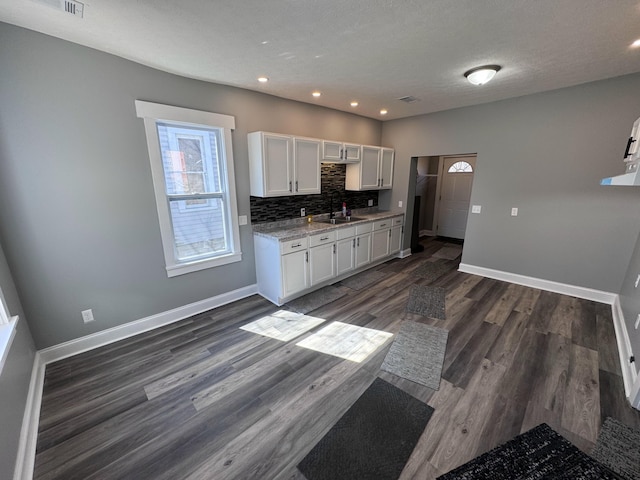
447, 161, 473, 173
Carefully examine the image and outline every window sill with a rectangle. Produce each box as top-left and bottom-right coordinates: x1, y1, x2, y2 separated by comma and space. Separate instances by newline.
0, 316, 18, 376
166, 251, 242, 277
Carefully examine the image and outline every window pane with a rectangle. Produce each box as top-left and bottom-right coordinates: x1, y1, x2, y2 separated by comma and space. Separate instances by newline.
447, 161, 473, 173
169, 197, 229, 261
157, 123, 223, 195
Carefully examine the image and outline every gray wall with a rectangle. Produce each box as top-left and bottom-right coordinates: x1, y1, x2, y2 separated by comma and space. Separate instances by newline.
0, 242, 36, 479
381, 73, 640, 294
0, 23, 381, 348
619, 230, 640, 376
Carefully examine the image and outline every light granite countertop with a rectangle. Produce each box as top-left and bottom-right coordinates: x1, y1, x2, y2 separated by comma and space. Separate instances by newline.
252, 208, 404, 242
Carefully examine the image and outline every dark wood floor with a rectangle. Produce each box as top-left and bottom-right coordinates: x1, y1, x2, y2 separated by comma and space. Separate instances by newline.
34, 237, 640, 479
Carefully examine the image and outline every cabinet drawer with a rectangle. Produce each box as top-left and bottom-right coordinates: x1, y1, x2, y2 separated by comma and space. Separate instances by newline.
309, 231, 336, 247
280, 237, 308, 254
355, 222, 372, 234
392, 215, 404, 227
373, 219, 391, 231
336, 226, 356, 240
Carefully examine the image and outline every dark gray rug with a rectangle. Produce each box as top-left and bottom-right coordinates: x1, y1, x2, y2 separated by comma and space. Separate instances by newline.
406, 285, 446, 319
380, 321, 448, 390
592, 417, 640, 480
298, 377, 434, 480
412, 261, 451, 282
341, 269, 387, 291
286, 286, 346, 314
437, 423, 622, 479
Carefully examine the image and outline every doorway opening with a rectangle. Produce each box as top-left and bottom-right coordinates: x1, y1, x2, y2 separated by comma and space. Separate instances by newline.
414, 154, 476, 241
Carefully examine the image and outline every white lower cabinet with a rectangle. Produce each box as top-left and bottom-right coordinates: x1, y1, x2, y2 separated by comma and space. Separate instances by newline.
254, 215, 403, 305
282, 249, 308, 297
309, 231, 336, 286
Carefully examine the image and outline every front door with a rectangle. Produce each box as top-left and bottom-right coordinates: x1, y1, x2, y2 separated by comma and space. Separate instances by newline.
437, 156, 475, 239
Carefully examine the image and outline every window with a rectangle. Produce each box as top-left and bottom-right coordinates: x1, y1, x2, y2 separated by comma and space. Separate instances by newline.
447, 161, 474, 173
0, 284, 18, 376
136, 101, 242, 277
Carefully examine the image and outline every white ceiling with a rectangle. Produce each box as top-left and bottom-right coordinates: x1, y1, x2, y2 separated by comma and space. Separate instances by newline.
2, 0, 640, 120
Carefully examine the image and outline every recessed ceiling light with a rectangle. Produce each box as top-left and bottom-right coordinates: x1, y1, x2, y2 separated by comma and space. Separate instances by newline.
631, 39, 640, 48
464, 65, 501, 85
261, 41, 269, 45
257, 76, 269, 83
380, 109, 388, 115
350, 101, 359, 107
312, 91, 322, 97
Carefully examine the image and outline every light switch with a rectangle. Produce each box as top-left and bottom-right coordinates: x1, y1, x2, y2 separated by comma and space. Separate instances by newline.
511, 207, 518, 216
471, 205, 481, 214
398, 201, 403, 208
238, 215, 248, 225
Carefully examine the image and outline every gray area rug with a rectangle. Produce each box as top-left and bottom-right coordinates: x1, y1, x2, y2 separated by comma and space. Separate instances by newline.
433, 246, 462, 260
298, 377, 434, 480
438, 423, 621, 479
592, 417, 640, 480
406, 285, 446, 320
412, 261, 450, 283
380, 321, 448, 390
341, 269, 387, 291
286, 286, 346, 314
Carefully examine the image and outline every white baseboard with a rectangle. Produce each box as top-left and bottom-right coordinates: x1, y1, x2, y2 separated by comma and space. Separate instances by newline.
458, 263, 618, 304
14, 284, 258, 479
13, 352, 44, 480
611, 296, 637, 399
399, 248, 412, 259
39, 284, 258, 365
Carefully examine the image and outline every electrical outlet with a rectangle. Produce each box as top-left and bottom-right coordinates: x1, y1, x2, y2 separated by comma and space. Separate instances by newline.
472, 205, 481, 214
635, 314, 640, 329
238, 215, 248, 225
300, 208, 306, 217
398, 200, 403, 208
511, 207, 518, 216
82, 309, 94, 323
368, 199, 373, 207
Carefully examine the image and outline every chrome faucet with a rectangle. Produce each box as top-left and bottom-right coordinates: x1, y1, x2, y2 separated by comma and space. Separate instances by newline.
329, 191, 337, 222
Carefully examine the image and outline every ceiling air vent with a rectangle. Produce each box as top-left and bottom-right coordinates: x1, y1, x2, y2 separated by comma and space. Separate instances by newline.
397, 96, 420, 104
32, 0, 84, 18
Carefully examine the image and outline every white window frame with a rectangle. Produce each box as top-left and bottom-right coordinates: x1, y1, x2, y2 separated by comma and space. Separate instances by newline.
135, 100, 242, 277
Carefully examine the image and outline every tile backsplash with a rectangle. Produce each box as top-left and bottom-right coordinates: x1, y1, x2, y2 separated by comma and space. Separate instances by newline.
250, 164, 379, 224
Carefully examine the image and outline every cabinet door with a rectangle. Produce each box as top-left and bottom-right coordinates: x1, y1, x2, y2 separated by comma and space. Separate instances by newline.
294, 138, 321, 194
336, 237, 355, 276
371, 229, 390, 261
390, 225, 402, 254
344, 143, 361, 162
355, 233, 371, 268
309, 243, 335, 286
282, 250, 308, 297
322, 140, 343, 161
264, 134, 294, 196
380, 148, 394, 189
361, 146, 381, 189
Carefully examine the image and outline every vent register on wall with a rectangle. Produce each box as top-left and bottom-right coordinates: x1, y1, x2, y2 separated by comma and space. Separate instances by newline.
601, 116, 640, 186
248, 132, 394, 221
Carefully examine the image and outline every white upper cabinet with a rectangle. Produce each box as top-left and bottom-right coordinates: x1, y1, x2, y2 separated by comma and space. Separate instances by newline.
248, 132, 321, 197
380, 148, 394, 189
345, 145, 394, 191
322, 141, 361, 163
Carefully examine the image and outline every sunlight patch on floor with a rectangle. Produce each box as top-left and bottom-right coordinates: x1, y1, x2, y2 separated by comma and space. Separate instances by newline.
240, 309, 326, 342
296, 321, 393, 363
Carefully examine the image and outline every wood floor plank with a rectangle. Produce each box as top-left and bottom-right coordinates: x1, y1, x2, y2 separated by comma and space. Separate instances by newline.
483, 282, 525, 326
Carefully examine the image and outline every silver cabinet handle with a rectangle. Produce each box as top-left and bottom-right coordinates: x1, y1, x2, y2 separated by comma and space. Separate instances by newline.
305, 251, 309, 262
292, 243, 301, 248
340, 148, 344, 159
380, 223, 387, 227
289, 181, 292, 192
353, 238, 356, 248
388, 230, 391, 237
333, 244, 336, 254
320, 236, 329, 241
357, 238, 360, 247
295, 180, 298, 192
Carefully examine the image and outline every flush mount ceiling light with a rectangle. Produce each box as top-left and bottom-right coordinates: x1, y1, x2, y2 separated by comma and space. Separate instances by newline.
350, 101, 358, 107
464, 65, 501, 85
312, 91, 321, 97
257, 76, 269, 83
631, 39, 640, 48
380, 109, 388, 115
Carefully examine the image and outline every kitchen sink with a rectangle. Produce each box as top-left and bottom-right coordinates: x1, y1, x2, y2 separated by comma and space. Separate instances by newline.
316, 216, 365, 224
